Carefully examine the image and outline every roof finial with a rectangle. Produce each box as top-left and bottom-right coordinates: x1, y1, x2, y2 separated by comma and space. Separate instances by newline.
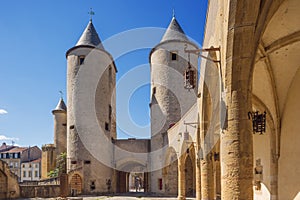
59, 91, 63, 99
88, 8, 95, 22
172, 8, 175, 18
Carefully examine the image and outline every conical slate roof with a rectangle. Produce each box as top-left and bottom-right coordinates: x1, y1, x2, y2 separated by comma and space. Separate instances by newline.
161, 17, 189, 43
76, 20, 104, 49
52, 98, 67, 113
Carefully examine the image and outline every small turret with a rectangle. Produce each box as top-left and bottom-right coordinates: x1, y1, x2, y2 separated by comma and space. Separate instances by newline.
52, 97, 67, 158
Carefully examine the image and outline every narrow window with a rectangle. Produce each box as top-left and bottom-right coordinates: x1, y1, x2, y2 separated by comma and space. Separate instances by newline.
105, 122, 109, 131
84, 160, 91, 164
71, 160, 77, 164
158, 178, 163, 190
90, 181, 96, 190
23, 171, 26, 177
109, 105, 112, 120
171, 52, 177, 61
108, 105, 112, 130
152, 87, 156, 94
29, 171, 32, 178
109, 67, 112, 82
79, 56, 85, 65
35, 171, 38, 177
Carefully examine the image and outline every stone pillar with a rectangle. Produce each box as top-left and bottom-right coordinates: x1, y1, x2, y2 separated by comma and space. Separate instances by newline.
200, 152, 214, 200
221, 89, 253, 199
270, 155, 278, 200
214, 158, 221, 199
178, 155, 186, 200
200, 94, 214, 200
195, 149, 201, 200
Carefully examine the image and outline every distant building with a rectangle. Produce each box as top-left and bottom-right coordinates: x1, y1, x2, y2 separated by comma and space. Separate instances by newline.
21, 158, 41, 182
0, 142, 15, 152
0, 143, 42, 182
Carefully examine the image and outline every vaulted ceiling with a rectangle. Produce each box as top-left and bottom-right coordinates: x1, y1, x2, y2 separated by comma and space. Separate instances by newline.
253, 0, 300, 120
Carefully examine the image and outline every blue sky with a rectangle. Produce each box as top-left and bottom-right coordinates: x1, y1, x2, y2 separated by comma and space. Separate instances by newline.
0, 0, 207, 147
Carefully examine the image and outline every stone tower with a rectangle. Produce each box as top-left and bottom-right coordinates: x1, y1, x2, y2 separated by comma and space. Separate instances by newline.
41, 144, 56, 179
52, 97, 67, 157
149, 16, 198, 193
66, 19, 117, 194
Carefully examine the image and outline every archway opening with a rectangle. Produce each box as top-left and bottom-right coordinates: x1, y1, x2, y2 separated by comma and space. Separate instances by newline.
116, 162, 148, 194
70, 173, 82, 196
129, 172, 144, 192
185, 154, 195, 197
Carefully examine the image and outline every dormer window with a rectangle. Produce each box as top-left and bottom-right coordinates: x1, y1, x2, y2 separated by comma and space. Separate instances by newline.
79, 56, 85, 65
171, 52, 177, 61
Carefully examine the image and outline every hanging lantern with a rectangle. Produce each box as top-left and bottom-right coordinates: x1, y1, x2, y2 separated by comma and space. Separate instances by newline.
184, 67, 196, 89
184, 52, 196, 89
248, 111, 267, 134
184, 130, 189, 141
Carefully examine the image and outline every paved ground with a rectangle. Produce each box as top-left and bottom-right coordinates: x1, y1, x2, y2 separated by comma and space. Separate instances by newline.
19, 195, 196, 200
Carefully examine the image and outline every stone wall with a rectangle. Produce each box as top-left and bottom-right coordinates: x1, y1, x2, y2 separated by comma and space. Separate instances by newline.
0, 160, 20, 199
20, 185, 60, 198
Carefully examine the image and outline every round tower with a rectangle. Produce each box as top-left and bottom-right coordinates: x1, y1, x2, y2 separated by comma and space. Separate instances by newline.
149, 16, 199, 193
66, 19, 117, 194
52, 97, 67, 157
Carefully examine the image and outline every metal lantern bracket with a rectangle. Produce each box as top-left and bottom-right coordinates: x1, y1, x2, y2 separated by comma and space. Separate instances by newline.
183, 121, 198, 143
183, 44, 222, 96
184, 44, 221, 64
184, 121, 197, 128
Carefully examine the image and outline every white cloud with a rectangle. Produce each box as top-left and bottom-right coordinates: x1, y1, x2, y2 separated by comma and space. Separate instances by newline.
0, 109, 8, 114
0, 135, 19, 141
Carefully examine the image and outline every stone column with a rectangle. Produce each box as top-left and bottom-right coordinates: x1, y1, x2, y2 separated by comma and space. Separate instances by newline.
200, 93, 214, 200
270, 155, 278, 200
200, 152, 214, 200
214, 158, 221, 199
178, 155, 186, 200
221, 89, 253, 199
220, 0, 260, 198
195, 147, 201, 200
